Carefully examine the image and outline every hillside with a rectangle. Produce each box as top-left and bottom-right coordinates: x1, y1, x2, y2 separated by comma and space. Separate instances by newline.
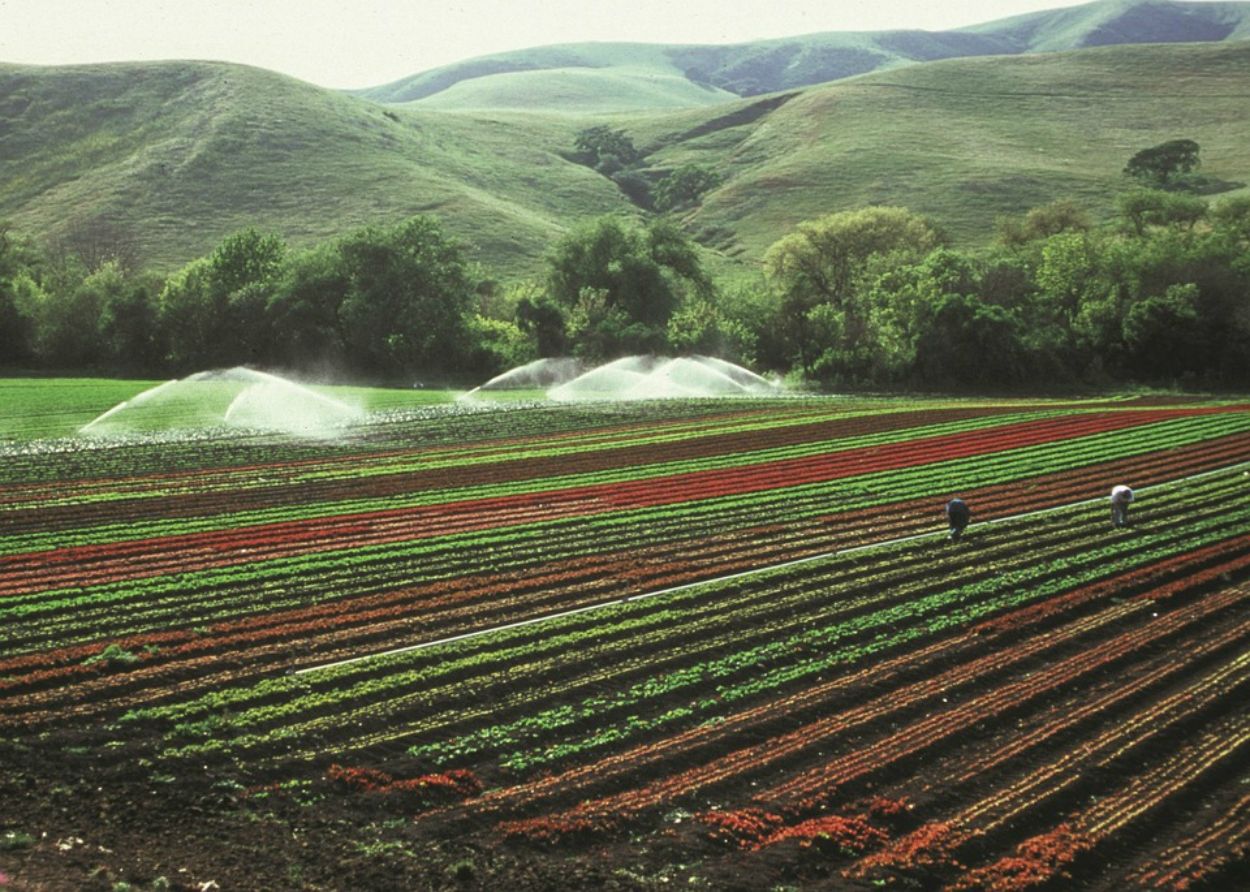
0, 61, 632, 277
633, 40, 1250, 261
358, 0, 1250, 112
2, 41, 1248, 281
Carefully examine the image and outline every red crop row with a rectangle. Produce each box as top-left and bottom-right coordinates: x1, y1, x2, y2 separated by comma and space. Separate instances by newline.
756, 584, 1247, 814
948, 704, 1250, 890
0, 405, 1203, 568
485, 576, 1249, 843
6, 437, 1248, 738
326, 763, 482, 809
7, 417, 1247, 622
849, 608, 1250, 879
0, 406, 1007, 532
1126, 789, 1250, 889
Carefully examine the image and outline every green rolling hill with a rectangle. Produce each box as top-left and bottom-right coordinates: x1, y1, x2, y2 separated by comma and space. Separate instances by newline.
1, 25, 1248, 282
638, 40, 1250, 263
358, 0, 1250, 112
0, 61, 632, 278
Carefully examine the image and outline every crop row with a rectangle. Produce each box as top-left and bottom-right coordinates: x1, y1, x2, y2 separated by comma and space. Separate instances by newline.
3, 406, 1237, 557
0, 405, 1048, 585
0, 401, 931, 516
2, 429, 1246, 730
10, 418, 1239, 625
0, 396, 801, 484
491, 559, 1250, 844
7, 410, 1246, 633
469, 530, 1250, 830
848, 613, 1250, 880
0, 406, 1061, 545
944, 701, 1250, 891
108, 469, 1250, 769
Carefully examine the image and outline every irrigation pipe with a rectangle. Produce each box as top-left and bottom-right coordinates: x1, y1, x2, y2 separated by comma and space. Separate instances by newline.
295, 457, 1250, 675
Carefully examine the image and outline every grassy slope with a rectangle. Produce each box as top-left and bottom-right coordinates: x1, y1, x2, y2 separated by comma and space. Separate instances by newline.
959, 0, 1250, 50
358, 0, 1250, 112
0, 61, 631, 278
2, 42, 1248, 282
629, 41, 1250, 268
414, 66, 737, 112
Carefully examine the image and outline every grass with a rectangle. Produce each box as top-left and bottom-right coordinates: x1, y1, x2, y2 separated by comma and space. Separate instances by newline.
635, 41, 1250, 264
358, 1, 1250, 107
2, 37, 1249, 282
415, 66, 737, 113
0, 377, 457, 442
0, 61, 629, 279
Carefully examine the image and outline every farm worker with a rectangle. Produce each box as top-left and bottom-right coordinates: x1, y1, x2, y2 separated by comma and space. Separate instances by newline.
1110, 484, 1134, 529
945, 498, 971, 542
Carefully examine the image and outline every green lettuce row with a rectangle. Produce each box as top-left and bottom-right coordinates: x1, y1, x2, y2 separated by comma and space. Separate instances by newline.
1, 405, 1043, 549
158, 471, 1249, 761
4, 412, 1245, 653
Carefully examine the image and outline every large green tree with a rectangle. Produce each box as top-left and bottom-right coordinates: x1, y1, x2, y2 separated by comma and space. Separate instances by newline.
572, 126, 640, 174
1123, 138, 1200, 187
546, 217, 712, 360
337, 215, 475, 378
912, 293, 1027, 388
0, 225, 35, 366
265, 245, 350, 370
653, 165, 722, 213
159, 228, 287, 370
762, 206, 942, 380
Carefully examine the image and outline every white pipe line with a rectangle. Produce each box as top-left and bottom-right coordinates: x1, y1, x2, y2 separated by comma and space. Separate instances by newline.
295, 457, 1250, 676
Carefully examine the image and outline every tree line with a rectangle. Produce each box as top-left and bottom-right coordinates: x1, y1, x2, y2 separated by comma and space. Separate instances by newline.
2, 188, 1249, 390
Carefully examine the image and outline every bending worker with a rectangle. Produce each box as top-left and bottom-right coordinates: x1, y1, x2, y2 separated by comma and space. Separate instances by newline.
1110, 484, 1134, 529
946, 498, 971, 542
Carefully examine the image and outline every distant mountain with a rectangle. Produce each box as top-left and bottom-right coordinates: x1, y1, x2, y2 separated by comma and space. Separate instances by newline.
358, 0, 1250, 111
2, 41, 1248, 279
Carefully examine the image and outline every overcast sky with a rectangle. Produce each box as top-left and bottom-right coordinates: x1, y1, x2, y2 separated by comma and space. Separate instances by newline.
0, 0, 1160, 89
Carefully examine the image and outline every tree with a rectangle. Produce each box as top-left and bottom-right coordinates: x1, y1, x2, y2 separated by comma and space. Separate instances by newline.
209, 228, 286, 297
48, 217, 141, 274
32, 263, 118, 369
265, 246, 350, 370
912, 293, 1027, 388
1116, 189, 1207, 237
762, 206, 942, 378
514, 290, 568, 358
996, 198, 1091, 246
1035, 231, 1105, 328
158, 258, 216, 370
1121, 283, 1203, 381
94, 264, 160, 372
653, 165, 723, 213
0, 265, 39, 367
664, 297, 749, 358
573, 126, 640, 173
1123, 139, 1200, 187
862, 247, 981, 382
337, 215, 475, 378
1211, 195, 1250, 246
0, 225, 36, 366
546, 217, 711, 360
610, 170, 653, 209
465, 314, 534, 376
157, 228, 287, 370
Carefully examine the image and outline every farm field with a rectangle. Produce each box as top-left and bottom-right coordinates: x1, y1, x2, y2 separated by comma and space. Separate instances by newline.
2, 388, 1250, 890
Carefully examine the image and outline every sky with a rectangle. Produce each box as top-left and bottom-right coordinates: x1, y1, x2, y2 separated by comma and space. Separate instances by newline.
0, 0, 1153, 89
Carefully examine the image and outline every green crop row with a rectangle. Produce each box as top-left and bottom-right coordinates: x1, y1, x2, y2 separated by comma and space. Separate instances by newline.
4, 411, 1245, 655
148, 469, 1249, 764
406, 479, 1250, 773
0, 404, 1033, 549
